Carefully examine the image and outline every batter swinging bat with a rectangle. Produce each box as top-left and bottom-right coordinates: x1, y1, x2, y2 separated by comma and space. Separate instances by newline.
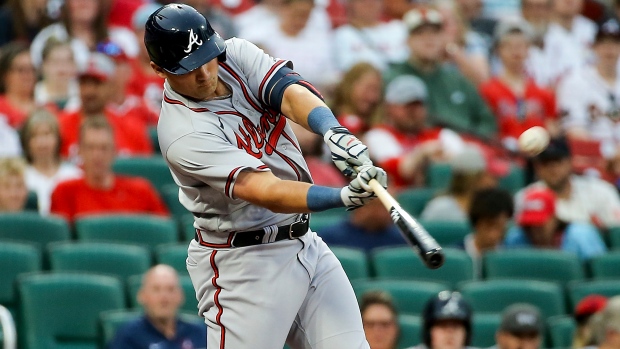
367, 179, 445, 269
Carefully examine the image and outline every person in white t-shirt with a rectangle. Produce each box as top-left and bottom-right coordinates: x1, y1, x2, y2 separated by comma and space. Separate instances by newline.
0, 116, 21, 158
557, 18, 620, 152
538, 0, 596, 87
19, 109, 81, 215
333, 0, 408, 72
515, 137, 620, 228
241, 0, 338, 92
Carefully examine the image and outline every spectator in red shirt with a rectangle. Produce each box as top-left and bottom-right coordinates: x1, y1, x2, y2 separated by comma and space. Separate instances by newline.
480, 19, 558, 153
364, 74, 456, 188
0, 42, 37, 129
59, 52, 152, 161
126, 3, 165, 121
331, 62, 383, 137
51, 116, 168, 223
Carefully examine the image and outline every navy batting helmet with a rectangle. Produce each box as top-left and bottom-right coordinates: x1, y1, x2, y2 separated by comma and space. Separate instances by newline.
144, 3, 226, 75
422, 291, 472, 346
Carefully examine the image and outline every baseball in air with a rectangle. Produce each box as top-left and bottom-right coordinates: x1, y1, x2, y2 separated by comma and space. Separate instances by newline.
518, 126, 550, 156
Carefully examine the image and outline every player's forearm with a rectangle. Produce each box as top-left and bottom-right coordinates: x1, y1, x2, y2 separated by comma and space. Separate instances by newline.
281, 85, 337, 133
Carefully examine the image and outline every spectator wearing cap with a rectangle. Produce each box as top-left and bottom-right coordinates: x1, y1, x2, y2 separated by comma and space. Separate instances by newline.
480, 19, 558, 153
420, 145, 510, 223
557, 18, 620, 154
505, 185, 606, 261
456, 187, 514, 278
365, 74, 458, 188
51, 117, 168, 222
58, 53, 152, 162
492, 303, 543, 349
333, 0, 408, 72
588, 296, 620, 349
515, 137, 620, 228
126, 3, 166, 121
385, 7, 498, 141
538, 0, 596, 87
574, 295, 608, 348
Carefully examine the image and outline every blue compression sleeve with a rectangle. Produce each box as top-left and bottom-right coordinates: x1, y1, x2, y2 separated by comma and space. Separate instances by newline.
307, 185, 344, 212
308, 106, 341, 135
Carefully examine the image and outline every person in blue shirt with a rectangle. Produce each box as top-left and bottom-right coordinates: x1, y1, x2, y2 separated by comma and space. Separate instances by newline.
109, 265, 206, 349
505, 186, 607, 261
320, 198, 406, 252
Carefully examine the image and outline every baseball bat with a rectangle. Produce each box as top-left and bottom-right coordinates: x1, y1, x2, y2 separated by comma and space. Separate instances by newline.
366, 179, 445, 269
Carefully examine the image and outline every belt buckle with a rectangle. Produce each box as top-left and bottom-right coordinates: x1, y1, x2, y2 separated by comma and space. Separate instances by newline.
288, 214, 309, 239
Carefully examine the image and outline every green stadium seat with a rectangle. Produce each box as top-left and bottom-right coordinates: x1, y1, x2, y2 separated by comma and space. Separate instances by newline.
567, 280, 620, 309
181, 214, 197, 241
417, 220, 471, 246
426, 162, 452, 190
25, 191, 38, 212
498, 164, 525, 194
608, 226, 620, 249
396, 188, 436, 217
148, 126, 160, 154
352, 279, 448, 316
0, 212, 70, 250
75, 215, 178, 250
112, 156, 174, 193
0, 242, 41, 313
49, 242, 152, 281
459, 280, 566, 319
18, 273, 125, 349
590, 252, 620, 280
547, 315, 576, 349
310, 210, 347, 233
99, 309, 203, 347
161, 184, 187, 222
483, 250, 585, 286
372, 247, 474, 289
155, 243, 189, 276
330, 246, 369, 281
128, 274, 198, 314
471, 314, 502, 348
397, 314, 421, 349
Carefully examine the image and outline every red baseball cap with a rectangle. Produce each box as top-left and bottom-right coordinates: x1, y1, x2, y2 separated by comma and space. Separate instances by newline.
575, 295, 608, 318
517, 187, 556, 226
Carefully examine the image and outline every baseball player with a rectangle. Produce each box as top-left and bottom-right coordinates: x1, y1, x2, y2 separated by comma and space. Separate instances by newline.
144, 4, 387, 349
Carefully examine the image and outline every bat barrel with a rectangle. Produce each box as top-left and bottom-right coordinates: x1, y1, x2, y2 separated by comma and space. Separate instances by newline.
423, 248, 445, 269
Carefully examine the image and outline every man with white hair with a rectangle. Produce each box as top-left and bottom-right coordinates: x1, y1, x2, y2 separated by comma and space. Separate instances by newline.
109, 265, 206, 349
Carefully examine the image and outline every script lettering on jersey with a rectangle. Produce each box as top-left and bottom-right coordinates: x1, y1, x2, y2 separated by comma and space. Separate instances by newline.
235, 110, 286, 158
184, 29, 203, 53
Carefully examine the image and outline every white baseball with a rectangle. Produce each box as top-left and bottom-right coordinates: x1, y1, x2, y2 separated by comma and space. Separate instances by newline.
518, 126, 550, 156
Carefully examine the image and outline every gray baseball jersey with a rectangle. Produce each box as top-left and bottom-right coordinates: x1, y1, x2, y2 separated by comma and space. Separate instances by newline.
158, 38, 313, 234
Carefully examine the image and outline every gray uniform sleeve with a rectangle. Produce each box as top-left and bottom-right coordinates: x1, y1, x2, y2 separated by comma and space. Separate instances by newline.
166, 132, 269, 199
225, 38, 292, 104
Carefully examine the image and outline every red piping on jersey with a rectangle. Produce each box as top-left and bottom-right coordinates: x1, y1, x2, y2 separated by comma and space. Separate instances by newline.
218, 62, 263, 112
196, 230, 234, 248
163, 93, 211, 112
225, 166, 243, 198
282, 130, 301, 153
298, 80, 324, 100
258, 59, 287, 102
210, 251, 226, 349
273, 148, 301, 181
257, 165, 269, 170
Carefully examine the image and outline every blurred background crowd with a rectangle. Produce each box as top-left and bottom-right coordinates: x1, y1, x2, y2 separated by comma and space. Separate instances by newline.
3, 0, 620, 348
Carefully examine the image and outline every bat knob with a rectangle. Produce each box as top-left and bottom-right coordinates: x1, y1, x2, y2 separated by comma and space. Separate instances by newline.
425, 248, 445, 269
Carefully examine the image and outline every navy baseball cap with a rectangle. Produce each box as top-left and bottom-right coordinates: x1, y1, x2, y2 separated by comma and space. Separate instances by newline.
596, 19, 620, 42
534, 137, 571, 162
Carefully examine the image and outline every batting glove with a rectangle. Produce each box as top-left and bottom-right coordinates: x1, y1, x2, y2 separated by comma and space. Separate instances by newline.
340, 165, 388, 210
324, 126, 372, 178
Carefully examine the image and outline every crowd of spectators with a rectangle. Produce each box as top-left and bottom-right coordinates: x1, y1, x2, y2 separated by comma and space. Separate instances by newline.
2, 0, 620, 348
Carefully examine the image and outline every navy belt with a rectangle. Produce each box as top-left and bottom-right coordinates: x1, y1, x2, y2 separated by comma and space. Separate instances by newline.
194, 214, 309, 247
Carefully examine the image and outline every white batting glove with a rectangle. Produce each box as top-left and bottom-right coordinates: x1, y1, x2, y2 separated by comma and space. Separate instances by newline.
340, 165, 388, 210
324, 126, 372, 178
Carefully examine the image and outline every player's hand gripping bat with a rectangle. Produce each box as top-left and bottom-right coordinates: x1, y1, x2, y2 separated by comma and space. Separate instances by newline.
366, 178, 445, 269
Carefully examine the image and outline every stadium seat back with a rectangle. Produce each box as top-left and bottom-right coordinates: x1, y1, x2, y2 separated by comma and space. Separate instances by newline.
396, 188, 436, 217
155, 243, 189, 276
547, 315, 576, 349
590, 251, 620, 279
0, 212, 70, 250
0, 242, 41, 306
471, 314, 502, 348
484, 250, 585, 285
112, 157, 175, 193
329, 246, 369, 281
567, 280, 620, 309
417, 221, 471, 246
397, 315, 421, 349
